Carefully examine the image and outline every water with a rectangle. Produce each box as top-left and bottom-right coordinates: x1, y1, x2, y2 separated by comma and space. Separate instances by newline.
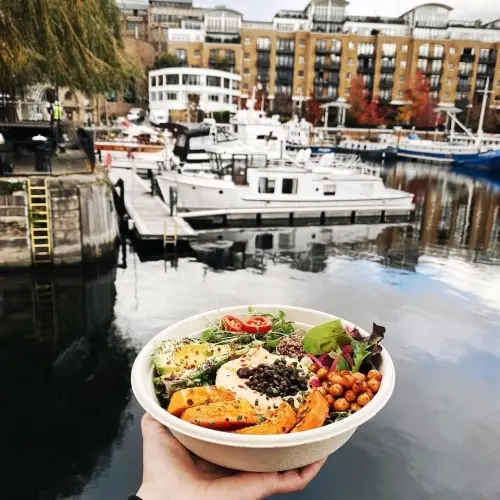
2, 162, 500, 500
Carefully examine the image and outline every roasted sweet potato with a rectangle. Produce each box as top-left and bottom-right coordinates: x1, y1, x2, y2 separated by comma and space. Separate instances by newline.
290, 390, 329, 433
235, 402, 297, 435
167, 387, 235, 417
181, 398, 258, 430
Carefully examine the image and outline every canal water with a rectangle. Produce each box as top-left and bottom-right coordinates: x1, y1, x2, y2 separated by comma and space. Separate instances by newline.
1, 162, 500, 500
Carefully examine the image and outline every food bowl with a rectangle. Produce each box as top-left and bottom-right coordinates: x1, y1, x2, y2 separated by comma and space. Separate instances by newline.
131, 305, 395, 472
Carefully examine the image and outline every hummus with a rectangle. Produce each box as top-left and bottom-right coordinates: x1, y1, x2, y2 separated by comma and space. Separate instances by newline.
215, 346, 316, 415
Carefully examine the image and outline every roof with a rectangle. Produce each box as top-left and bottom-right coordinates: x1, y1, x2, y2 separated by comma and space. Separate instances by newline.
206, 6, 243, 17
399, 3, 453, 18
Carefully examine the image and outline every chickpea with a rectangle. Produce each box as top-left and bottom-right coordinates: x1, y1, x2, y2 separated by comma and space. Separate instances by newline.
325, 394, 335, 407
333, 398, 350, 412
366, 388, 374, 400
350, 403, 361, 412
344, 390, 356, 403
367, 378, 380, 393
352, 381, 368, 394
317, 367, 329, 380
328, 374, 344, 386
318, 387, 327, 397
357, 393, 371, 407
367, 370, 382, 382
339, 370, 350, 377
328, 383, 344, 397
340, 374, 354, 389
309, 364, 318, 374
352, 372, 366, 383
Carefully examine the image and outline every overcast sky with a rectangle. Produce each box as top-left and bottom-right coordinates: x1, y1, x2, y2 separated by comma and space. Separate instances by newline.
195, 0, 499, 23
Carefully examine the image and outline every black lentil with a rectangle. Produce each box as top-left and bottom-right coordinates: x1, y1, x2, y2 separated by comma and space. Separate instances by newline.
237, 359, 308, 397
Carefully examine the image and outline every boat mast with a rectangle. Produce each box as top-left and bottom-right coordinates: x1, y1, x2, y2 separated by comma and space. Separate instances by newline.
476, 77, 491, 147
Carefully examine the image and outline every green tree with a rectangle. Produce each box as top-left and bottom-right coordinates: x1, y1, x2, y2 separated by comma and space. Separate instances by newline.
0, 0, 136, 95
210, 56, 230, 72
153, 54, 181, 69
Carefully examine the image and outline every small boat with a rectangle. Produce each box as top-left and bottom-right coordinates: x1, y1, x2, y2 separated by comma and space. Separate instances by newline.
455, 149, 500, 169
157, 142, 414, 213
335, 133, 397, 162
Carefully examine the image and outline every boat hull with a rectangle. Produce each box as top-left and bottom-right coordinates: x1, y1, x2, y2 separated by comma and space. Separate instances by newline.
455, 150, 500, 169
286, 144, 336, 156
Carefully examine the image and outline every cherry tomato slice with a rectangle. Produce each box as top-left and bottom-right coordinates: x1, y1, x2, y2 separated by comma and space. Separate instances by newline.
222, 315, 244, 332
242, 316, 272, 334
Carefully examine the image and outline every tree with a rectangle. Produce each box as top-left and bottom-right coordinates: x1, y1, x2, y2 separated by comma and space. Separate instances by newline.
347, 75, 366, 123
468, 104, 500, 133
273, 93, 293, 117
0, 0, 135, 95
358, 98, 384, 127
210, 56, 230, 72
153, 54, 181, 69
304, 93, 322, 126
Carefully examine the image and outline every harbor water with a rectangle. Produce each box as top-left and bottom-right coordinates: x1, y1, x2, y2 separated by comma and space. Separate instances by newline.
1, 161, 500, 500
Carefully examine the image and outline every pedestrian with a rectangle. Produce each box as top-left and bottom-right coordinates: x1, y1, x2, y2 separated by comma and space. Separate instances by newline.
51, 100, 64, 152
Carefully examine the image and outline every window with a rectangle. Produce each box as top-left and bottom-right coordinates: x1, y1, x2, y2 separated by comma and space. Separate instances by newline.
158, 92, 163, 101
166, 74, 179, 85
495, 94, 500, 101
450, 47, 456, 55
282, 178, 298, 195
347, 58, 353, 66
175, 49, 187, 61
224, 78, 230, 89
398, 90, 404, 97
150, 92, 156, 101
127, 22, 138, 31
448, 63, 454, 70
346, 73, 352, 79
194, 50, 200, 58
401, 45, 408, 53
323, 184, 336, 196
348, 42, 355, 50
444, 92, 450, 99
207, 76, 221, 87
258, 178, 275, 194
158, 75, 164, 86
166, 92, 177, 100
151, 76, 157, 87
244, 52, 250, 60
208, 95, 219, 102
223, 95, 230, 104
243, 83, 249, 90
257, 37, 270, 50
400, 60, 407, 68
232, 80, 239, 90
298, 70, 304, 79
244, 36, 251, 45
298, 56, 305, 64
244, 68, 250, 75
399, 75, 405, 83
299, 39, 306, 48
446, 78, 451, 85
183, 75, 200, 85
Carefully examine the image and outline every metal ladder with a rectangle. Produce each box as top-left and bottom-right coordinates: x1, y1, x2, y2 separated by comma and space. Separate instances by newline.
163, 219, 178, 248
31, 278, 58, 341
27, 178, 52, 265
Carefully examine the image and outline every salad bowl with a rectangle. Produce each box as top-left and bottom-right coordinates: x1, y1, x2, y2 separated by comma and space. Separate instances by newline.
131, 305, 395, 472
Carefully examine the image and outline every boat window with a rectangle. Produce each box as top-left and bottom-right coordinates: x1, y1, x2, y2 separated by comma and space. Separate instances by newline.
233, 155, 247, 185
176, 134, 187, 148
282, 178, 298, 194
279, 232, 294, 250
324, 184, 336, 196
250, 154, 267, 168
258, 177, 275, 193
256, 234, 273, 250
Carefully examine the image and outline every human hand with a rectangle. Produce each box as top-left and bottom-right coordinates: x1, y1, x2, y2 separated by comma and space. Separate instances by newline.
136, 413, 326, 500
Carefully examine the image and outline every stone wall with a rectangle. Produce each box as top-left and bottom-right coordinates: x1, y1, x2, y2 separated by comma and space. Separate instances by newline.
0, 168, 119, 269
0, 182, 31, 268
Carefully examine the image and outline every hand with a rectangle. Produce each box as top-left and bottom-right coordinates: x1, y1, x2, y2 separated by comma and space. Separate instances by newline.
137, 413, 326, 500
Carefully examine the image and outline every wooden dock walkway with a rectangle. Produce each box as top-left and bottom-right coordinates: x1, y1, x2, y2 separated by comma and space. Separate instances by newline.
108, 168, 197, 241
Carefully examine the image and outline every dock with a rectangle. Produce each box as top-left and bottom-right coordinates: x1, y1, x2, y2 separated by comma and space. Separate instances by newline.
108, 169, 197, 241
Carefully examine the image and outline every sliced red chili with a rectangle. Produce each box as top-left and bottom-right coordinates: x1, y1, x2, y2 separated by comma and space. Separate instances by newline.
242, 316, 272, 334
222, 315, 244, 332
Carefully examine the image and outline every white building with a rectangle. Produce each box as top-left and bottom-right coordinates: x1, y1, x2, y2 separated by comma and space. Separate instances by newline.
149, 67, 241, 116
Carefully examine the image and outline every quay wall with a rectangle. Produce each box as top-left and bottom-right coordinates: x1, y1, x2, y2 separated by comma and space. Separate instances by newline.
0, 168, 119, 269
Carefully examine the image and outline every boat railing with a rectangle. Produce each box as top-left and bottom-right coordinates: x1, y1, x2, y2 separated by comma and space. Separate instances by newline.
307, 154, 380, 177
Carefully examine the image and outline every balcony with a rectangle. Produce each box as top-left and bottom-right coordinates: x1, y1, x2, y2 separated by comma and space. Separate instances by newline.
379, 79, 394, 89
477, 66, 494, 77
479, 53, 497, 64
423, 67, 443, 75
427, 53, 445, 60
315, 92, 338, 101
276, 62, 294, 69
277, 75, 294, 85
314, 60, 341, 70
455, 97, 469, 108
315, 46, 329, 54
331, 45, 342, 55
460, 53, 476, 63
257, 57, 270, 67
459, 68, 473, 77
380, 65, 395, 73
205, 35, 241, 44
276, 45, 295, 54
378, 95, 392, 104
314, 76, 339, 86
358, 65, 375, 74
457, 83, 471, 92
358, 52, 375, 59
256, 45, 271, 52
429, 82, 442, 91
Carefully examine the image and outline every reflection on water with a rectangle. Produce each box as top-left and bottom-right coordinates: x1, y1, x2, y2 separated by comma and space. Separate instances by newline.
2, 162, 500, 500
0, 264, 137, 500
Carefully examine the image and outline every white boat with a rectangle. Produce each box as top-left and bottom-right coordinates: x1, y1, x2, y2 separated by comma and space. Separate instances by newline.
157, 142, 414, 213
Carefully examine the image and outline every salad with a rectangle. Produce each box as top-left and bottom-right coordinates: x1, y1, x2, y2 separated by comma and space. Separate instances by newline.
153, 308, 385, 434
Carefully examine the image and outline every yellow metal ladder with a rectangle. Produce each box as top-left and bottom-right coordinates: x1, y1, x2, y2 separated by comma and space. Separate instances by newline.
163, 219, 178, 249
27, 178, 52, 265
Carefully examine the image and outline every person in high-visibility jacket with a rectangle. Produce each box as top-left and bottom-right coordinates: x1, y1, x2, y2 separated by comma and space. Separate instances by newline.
51, 101, 64, 152
51, 101, 63, 122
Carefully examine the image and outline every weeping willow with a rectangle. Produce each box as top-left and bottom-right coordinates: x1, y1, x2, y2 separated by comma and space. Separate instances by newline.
0, 0, 137, 93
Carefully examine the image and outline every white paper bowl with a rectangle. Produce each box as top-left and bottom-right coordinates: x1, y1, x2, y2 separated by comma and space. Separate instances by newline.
131, 305, 395, 472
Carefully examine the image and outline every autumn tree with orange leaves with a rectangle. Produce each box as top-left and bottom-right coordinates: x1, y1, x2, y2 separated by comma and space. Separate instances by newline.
305, 92, 323, 125
397, 70, 443, 128
347, 75, 385, 126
